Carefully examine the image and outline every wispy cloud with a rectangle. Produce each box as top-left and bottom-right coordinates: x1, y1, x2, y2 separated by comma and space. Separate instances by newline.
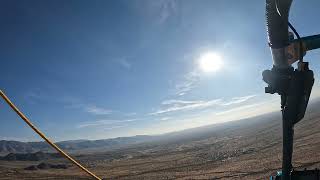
162, 99, 203, 105
77, 118, 138, 128
220, 95, 257, 106
137, 0, 177, 25
117, 57, 131, 69
175, 71, 200, 96
62, 97, 113, 115
125, 112, 137, 116
159, 116, 173, 121
25, 91, 41, 99
104, 125, 127, 130
150, 99, 222, 115
24, 90, 45, 104
158, 0, 177, 24
215, 102, 262, 116
150, 94, 257, 115
85, 105, 112, 115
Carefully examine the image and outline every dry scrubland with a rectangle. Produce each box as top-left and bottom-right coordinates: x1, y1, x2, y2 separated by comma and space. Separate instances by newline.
1, 102, 320, 180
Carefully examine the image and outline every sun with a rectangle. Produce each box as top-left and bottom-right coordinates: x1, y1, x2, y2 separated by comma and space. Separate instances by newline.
198, 52, 223, 73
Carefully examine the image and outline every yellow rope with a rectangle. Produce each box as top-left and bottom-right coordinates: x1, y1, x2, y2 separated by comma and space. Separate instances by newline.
0, 90, 102, 180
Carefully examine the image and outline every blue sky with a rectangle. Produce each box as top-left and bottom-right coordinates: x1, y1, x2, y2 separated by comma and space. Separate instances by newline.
1, 0, 320, 141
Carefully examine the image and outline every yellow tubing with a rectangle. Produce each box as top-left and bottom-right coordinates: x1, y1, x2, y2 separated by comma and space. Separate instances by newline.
0, 90, 102, 180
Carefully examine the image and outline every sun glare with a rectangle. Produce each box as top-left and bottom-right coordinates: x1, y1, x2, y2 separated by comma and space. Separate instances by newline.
198, 52, 223, 73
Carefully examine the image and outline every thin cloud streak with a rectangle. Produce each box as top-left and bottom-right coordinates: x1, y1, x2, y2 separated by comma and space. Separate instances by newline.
159, 0, 177, 24
150, 99, 222, 115
175, 71, 200, 96
104, 125, 127, 130
220, 95, 257, 106
215, 102, 263, 116
160, 117, 171, 121
117, 57, 131, 69
150, 94, 257, 115
85, 105, 113, 115
62, 97, 113, 115
162, 99, 205, 105
77, 118, 138, 128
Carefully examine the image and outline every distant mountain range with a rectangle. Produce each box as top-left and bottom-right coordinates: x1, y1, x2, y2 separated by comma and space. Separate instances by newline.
0, 151, 61, 161
0, 135, 154, 155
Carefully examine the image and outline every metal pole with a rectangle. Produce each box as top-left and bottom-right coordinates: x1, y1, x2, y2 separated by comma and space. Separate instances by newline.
281, 101, 294, 180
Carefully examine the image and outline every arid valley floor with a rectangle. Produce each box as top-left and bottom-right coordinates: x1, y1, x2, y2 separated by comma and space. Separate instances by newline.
1, 101, 320, 180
